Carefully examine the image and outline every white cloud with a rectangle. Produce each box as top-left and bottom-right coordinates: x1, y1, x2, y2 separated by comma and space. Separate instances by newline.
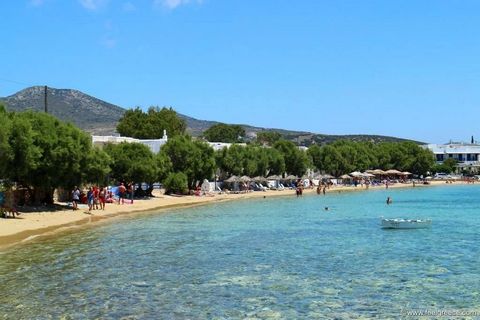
153, 0, 203, 10
122, 1, 136, 12
78, 0, 108, 10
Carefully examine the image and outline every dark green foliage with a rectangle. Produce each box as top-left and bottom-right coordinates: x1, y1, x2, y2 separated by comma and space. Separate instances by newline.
273, 140, 309, 177
214, 143, 287, 178
256, 131, 282, 145
163, 172, 188, 194
117, 106, 186, 139
0, 106, 12, 177
159, 136, 215, 189
0, 111, 97, 204
431, 158, 457, 174
155, 152, 173, 182
103, 142, 157, 184
203, 123, 245, 143
84, 147, 112, 185
307, 140, 435, 176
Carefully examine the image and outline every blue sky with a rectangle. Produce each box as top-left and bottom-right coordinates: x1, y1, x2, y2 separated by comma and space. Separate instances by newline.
1, 0, 480, 143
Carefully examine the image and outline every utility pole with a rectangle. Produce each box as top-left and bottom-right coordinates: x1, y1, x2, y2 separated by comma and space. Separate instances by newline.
44, 85, 48, 113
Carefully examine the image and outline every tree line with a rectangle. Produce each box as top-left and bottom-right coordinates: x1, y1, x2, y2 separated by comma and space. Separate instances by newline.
0, 105, 436, 203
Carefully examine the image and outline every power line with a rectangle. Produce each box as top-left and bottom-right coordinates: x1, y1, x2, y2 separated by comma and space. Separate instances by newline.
0, 77, 33, 87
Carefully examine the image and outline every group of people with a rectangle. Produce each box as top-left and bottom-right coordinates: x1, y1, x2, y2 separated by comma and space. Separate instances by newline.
72, 183, 135, 211
72, 186, 109, 211
316, 184, 327, 195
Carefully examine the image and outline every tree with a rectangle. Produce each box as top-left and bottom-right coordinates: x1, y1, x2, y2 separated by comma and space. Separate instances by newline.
0, 105, 12, 178
104, 142, 157, 185
442, 158, 457, 173
159, 136, 215, 189
256, 131, 282, 146
265, 147, 285, 176
273, 140, 309, 176
83, 147, 112, 185
203, 123, 245, 143
215, 144, 245, 177
307, 144, 322, 171
163, 172, 188, 195
116, 106, 186, 139
3, 111, 94, 204
317, 145, 346, 176
155, 151, 173, 183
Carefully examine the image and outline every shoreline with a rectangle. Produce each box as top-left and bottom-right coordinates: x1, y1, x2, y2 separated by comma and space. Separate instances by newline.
0, 180, 468, 249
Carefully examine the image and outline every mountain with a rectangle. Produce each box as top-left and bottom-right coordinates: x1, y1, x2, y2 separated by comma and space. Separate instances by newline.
0, 86, 124, 135
0, 86, 422, 144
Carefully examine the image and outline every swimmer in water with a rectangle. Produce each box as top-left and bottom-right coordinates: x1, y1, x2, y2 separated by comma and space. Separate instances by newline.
386, 197, 392, 205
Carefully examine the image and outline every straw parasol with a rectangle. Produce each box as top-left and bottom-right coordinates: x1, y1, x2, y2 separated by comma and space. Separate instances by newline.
267, 175, 281, 180
385, 169, 403, 175
239, 175, 251, 182
350, 171, 363, 177
284, 175, 298, 180
372, 169, 386, 175
252, 176, 267, 182
362, 172, 375, 178
340, 174, 351, 179
224, 175, 239, 183
321, 174, 335, 179
401, 171, 412, 176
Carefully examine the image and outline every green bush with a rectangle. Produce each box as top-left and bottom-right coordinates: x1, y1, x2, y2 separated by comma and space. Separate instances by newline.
163, 172, 188, 195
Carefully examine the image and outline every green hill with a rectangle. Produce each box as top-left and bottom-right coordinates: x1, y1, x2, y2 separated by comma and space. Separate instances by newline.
0, 86, 423, 145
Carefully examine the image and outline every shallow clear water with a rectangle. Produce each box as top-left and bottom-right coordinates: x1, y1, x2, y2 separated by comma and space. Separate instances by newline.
1, 185, 480, 319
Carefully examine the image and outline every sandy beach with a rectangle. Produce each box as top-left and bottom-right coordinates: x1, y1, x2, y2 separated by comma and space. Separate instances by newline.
0, 180, 461, 249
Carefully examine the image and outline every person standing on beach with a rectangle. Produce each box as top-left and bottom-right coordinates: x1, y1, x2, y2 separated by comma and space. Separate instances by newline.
127, 182, 134, 204
93, 185, 99, 210
119, 183, 126, 205
99, 186, 106, 210
72, 186, 80, 211
87, 187, 94, 211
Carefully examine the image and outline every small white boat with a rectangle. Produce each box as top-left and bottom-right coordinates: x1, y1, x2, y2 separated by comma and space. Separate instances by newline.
381, 218, 431, 229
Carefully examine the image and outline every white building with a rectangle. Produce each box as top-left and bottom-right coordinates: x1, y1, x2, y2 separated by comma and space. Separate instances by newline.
92, 130, 168, 154
207, 142, 247, 151
424, 142, 480, 172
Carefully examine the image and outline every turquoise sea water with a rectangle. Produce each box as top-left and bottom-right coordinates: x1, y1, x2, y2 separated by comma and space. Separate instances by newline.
1, 185, 480, 319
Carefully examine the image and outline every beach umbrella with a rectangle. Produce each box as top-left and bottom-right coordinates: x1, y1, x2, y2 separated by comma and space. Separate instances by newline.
340, 174, 351, 179
239, 175, 251, 182
385, 169, 402, 175
225, 175, 239, 183
372, 169, 386, 175
252, 176, 267, 182
284, 175, 298, 180
350, 171, 363, 177
322, 174, 334, 179
362, 172, 375, 178
402, 171, 412, 176
267, 175, 281, 180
